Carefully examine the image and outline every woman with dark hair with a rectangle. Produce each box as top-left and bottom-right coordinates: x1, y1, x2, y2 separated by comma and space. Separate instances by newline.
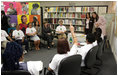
92, 12, 106, 38
1, 41, 43, 75
26, 22, 40, 50
85, 12, 94, 34
48, 38, 76, 74
34, 21, 41, 36
2, 42, 24, 71
42, 22, 54, 49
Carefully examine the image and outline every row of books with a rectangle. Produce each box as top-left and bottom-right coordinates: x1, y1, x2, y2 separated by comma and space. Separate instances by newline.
44, 13, 86, 18
45, 19, 85, 25
45, 7, 98, 12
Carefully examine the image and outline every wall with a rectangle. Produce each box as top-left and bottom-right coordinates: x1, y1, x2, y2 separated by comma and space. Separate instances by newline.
38, 1, 112, 7
107, 1, 117, 61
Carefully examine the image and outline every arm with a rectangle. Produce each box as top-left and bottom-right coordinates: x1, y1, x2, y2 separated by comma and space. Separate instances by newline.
7, 36, 13, 41
70, 23, 78, 45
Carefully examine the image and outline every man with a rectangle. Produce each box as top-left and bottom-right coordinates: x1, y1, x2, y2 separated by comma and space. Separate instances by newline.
70, 23, 95, 66
19, 15, 28, 34
56, 20, 67, 39
1, 30, 12, 54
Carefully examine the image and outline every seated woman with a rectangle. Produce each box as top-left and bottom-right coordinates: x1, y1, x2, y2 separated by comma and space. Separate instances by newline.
48, 38, 77, 74
42, 22, 54, 49
26, 22, 40, 50
12, 25, 29, 53
1, 42, 43, 75
34, 21, 41, 36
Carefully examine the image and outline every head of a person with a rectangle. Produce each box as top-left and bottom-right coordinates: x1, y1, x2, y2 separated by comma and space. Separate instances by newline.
32, 3, 39, 9
16, 24, 20, 30
43, 21, 48, 28
36, 21, 40, 26
2, 42, 23, 71
92, 12, 99, 19
9, 3, 13, 8
21, 2, 26, 7
21, 15, 27, 24
57, 38, 70, 54
28, 22, 32, 28
59, 20, 63, 26
33, 16, 38, 22
94, 28, 102, 39
86, 12, 90, 19
86, 33, 95, 44
1, 10, 5, 15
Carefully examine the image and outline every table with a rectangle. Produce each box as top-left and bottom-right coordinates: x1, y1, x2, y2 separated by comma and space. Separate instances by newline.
68, 33, 86, 48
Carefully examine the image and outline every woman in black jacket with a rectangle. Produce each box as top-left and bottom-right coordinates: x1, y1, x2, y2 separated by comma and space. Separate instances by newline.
85, 12, 94, 34
42, 22, 54, 49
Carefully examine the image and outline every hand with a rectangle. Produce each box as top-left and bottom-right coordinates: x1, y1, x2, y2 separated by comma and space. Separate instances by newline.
70, 23, 74, 32
47, 33, 51, 35
22, 40, 24, 43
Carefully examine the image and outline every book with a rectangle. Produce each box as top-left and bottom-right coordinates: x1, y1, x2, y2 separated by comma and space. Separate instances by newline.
76, 7, 81, 12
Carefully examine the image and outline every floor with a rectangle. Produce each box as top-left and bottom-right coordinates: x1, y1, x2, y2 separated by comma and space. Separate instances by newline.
24, 40, 117, 75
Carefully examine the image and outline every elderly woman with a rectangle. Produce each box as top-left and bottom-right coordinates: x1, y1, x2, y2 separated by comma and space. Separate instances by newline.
42, 22, 54, 49
26, 22, 40, 50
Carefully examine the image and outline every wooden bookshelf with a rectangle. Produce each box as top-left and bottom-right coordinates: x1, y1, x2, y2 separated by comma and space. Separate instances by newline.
43, 6, 108, 33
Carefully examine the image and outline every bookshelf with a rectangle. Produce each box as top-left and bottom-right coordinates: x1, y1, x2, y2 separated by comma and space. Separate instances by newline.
43, 6, 108, 33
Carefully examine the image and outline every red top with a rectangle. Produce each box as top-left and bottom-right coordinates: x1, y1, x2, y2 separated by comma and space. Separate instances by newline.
19, 23, 28, 34
19, 23, 28, 30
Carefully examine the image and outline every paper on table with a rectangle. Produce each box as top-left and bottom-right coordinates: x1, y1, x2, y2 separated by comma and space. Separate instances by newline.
27, 61, 43, 75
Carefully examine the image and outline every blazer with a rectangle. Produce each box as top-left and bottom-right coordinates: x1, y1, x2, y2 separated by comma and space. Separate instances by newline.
85, 17, 94, 32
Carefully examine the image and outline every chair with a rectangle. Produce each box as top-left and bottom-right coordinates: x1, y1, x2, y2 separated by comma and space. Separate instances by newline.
1, 70, 31, 75
58, 54, 82, 75
44, 54, 82, 75
27, 36, 34, 51
81, 45, 100, 75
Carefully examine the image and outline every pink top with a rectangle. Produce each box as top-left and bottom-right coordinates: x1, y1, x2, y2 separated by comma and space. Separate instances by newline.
94, 16, 106, 36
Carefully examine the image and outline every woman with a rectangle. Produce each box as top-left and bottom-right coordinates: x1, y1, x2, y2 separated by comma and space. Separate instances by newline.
92, 12, 106, 38
26, 22, 40, 50
1, 42, 43, 75
43, 22, 54, 49
34, 21, 41, 36
48, 38, 78, 74
12, 25, 29, 53
85, 12, 94, 34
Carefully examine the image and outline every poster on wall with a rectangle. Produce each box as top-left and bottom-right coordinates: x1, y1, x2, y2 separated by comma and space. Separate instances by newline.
3, 2, 17, 15
16, 2, 29, 15
7, 15, 17, 27
29, 15, 40, 25
29, 2, 40, 15
17, 15, 29, 24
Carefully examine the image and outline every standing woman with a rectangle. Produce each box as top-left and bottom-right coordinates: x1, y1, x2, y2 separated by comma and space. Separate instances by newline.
92, 12, 106, 38
42, 22, 54, 49
85, 12, 94, 34
26, 22, 40, 50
